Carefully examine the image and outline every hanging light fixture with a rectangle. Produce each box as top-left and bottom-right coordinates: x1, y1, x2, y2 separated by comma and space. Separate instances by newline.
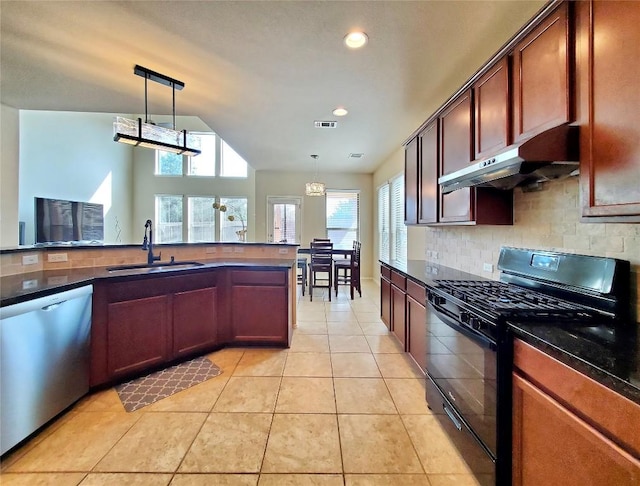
305, 154, 326, 196
113, 65, 201, 156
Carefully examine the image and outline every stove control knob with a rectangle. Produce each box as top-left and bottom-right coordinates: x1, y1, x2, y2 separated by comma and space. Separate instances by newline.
433, 296, 446, 306
460, 311, 470, 323
469, 317, 481, 330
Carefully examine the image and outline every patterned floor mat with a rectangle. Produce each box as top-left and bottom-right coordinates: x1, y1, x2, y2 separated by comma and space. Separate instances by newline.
115, 356, 222, 412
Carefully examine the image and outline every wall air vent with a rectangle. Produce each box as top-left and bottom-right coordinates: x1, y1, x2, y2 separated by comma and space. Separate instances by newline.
314, 120, 337, 128
349, 153, 364, 159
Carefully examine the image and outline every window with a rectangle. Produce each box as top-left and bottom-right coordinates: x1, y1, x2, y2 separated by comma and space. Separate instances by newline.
188, 196, 215, 242
156, 151, 183, 175
378, 174, 406, 264
378, 183, 389, 260
221, 140, 248, 177
154, 133, 248, 178
390, 175, 406, 264
188, 133, 216, 176
155, 195, 183, 243
326, 190, 359, 250
219, 197, 248, 241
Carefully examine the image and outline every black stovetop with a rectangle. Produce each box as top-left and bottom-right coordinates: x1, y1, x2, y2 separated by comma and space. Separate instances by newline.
432, 279, 597, 320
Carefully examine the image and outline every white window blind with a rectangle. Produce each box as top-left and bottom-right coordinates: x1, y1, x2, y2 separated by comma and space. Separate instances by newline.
377, 174, 406, 264
326, 190, 359, 249
378, 184, 389, 260
390, 174, 406, 264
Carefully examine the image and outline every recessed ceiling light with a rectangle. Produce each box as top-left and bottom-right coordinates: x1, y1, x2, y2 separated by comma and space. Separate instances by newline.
333, 107, 348, 117
344, 31, 368, 49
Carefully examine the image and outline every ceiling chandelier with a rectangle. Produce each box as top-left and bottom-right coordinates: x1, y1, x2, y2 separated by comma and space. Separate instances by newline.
113, 65, 201, 156
305, 155, 326, 196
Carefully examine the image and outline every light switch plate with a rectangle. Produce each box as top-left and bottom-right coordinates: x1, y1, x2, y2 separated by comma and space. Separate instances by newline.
22, 255, 39, 265
483, 263, 493, 273
48, 253, 68, 262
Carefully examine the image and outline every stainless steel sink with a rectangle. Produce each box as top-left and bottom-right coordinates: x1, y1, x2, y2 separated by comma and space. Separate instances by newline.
107, 261, 205, 273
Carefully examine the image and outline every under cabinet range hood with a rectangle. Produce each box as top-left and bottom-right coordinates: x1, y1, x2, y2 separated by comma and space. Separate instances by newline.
438, 124, 579, 193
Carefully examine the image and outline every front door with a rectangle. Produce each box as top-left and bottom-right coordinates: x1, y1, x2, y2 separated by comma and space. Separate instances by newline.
267, 196, 302, 243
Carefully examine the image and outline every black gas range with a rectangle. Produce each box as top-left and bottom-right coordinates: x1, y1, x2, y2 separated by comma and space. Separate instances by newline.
425, 247, 630, 486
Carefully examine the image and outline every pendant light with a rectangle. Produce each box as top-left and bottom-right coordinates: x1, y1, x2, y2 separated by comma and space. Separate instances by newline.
113, 65, 201, 156
305, 154, 326, 196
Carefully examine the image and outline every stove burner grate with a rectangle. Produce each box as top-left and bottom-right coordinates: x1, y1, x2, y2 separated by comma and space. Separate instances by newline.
433, 279, 596, 319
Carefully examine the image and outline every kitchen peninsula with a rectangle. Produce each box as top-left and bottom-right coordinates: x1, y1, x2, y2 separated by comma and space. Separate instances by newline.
0, 242, 299, 387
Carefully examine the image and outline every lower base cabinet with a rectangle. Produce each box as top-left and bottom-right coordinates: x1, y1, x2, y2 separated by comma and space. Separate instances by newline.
380, 263, 427, 374
512, 340, 640, 486
230, 269, 289, 345
107, 295, 170, 379
406, 280, 427, 373
91, 266, 290, 387
173, 287, 218, 358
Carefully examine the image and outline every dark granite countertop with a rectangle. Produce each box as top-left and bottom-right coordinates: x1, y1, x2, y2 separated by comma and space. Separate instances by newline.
380, 258, 640, 406
0, 258, 295, 307
0, 242, 300, 254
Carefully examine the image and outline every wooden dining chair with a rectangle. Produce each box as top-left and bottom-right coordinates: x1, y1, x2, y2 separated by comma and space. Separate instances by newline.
334, 241, 362, 299
308, 240, 333, 301
297, 257, 307, 296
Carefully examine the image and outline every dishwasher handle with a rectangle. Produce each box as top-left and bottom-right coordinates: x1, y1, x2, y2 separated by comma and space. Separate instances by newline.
41, 302, 65, 312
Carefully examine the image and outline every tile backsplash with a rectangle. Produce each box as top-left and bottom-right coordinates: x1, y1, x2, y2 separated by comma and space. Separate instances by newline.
424, 177, 640, 321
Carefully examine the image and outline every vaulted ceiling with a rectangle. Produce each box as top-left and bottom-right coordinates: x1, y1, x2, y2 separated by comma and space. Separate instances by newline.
1, 1, 545, 173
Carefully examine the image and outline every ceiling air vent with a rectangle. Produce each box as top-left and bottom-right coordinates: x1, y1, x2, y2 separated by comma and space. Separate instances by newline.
349, 153, 364, 159
314, 120, 337, 128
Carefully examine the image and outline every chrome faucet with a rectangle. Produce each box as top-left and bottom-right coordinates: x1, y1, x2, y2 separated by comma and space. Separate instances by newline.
142, 219, 161, 265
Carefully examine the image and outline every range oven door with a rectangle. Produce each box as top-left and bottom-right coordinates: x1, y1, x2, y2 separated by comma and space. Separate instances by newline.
426, 301, 498, 464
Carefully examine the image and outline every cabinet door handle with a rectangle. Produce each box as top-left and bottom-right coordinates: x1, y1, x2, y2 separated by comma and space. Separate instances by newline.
443, 404, 462, 431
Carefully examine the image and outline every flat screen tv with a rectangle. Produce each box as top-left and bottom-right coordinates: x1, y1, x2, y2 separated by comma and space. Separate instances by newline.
35, 197, 104, 244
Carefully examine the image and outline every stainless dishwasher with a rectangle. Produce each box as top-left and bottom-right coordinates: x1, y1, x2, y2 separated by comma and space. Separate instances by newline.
1, 284, 92, 455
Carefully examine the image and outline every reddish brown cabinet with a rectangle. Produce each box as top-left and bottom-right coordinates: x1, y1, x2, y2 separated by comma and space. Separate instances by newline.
512, 340, 640, 485
91, 266, 291, 387
474, 57, 510, 159
577, 0, 640, 221
107, 295, 171, 379
439, 90, 474, 223
380, 265, 392, 331
229, 269, 290, 345
391, 270, 407, 349
512, 2, 571, 142
173, 287, 218, 358
406, 280, 426, 373
404, 136, 419, 225
419, 121, 439, 224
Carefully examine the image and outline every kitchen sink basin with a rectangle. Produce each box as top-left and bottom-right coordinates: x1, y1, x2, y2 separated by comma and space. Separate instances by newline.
107, 261, 205, 273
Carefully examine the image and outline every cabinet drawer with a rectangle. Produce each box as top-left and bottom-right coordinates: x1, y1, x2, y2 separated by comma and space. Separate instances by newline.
391, 270, 406, 290
514, 339, 640, 457
381, 265, 391, 280
230, 270, 286, 286
407, 280, 426, 303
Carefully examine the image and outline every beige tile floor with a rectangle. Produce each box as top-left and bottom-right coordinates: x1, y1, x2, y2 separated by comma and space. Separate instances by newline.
1, 280, 481, 486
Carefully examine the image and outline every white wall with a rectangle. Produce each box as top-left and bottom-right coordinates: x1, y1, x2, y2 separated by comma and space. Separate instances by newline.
255, 170, 374, 279
18, 111, 134, 244
1, 104, 20, 246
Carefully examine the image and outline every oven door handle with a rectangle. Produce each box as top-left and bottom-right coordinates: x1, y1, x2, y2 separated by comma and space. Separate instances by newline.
428, 303, 497, 350
443, 403, 463, 431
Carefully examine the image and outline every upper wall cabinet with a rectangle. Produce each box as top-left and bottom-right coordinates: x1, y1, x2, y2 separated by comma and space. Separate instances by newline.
404, 136, 419, 225
474, 57, 511, 159
512, 2, 571, 142
419, 121, 439, 224
577, 0, 640, 222
439, 90, 474, 223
